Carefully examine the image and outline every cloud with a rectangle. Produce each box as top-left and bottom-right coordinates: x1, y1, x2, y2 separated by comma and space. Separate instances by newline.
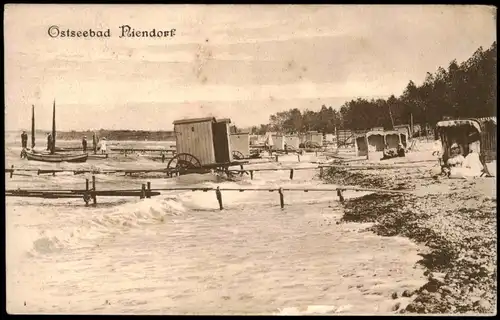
4, 4, 496, 131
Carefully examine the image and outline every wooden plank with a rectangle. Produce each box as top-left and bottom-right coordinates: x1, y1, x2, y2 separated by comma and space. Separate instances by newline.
110, 148, 175, 152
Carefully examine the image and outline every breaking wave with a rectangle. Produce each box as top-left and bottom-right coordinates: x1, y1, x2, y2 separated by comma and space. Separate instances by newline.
12, 195, 189, 257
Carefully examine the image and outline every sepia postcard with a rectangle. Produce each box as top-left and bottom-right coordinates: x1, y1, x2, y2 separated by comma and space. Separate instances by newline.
4, 4, 497, 315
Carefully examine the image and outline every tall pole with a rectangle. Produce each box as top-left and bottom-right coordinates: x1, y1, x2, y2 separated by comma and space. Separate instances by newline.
410, 113, 414, 137
51, 99, 56, 154
31, 105, 35, 149
388, 105, 395, 130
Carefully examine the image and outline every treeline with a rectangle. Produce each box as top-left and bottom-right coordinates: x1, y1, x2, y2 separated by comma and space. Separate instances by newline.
49, 130, 176, 141
249, 42, 496, 135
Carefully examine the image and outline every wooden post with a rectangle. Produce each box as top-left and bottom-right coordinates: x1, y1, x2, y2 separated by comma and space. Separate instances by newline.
140, 184, 146, 199
337, 189, 345, 203
278, 187, 284, 209
275, 154, 279, 162
53, 171, 56, 177
216, 186, 223, 210
250, 170, 254, 180
290, 169, 294, 180
315, 151, 318, 157
410, 113, 414, 138
319, 167, 324, 179
92, 175, 97, 205
162, 154, 165, 163
297, 154, 300, 162
10, 165, 14, 178
240, 164, 244, 176
146, 182, 151, 198
84, 178, 90, 206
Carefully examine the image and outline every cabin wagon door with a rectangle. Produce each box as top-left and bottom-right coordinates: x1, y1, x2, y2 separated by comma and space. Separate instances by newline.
212, 122, 232, 164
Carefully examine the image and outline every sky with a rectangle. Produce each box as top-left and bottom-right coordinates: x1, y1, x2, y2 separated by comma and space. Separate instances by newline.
4, 4, 497, 131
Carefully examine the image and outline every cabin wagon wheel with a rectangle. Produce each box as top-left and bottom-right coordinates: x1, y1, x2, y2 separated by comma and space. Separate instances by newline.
167, 153, 202, 174
232, 150, 245, 160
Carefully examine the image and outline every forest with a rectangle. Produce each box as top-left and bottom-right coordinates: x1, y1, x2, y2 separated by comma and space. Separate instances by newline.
248, 42, 496, 136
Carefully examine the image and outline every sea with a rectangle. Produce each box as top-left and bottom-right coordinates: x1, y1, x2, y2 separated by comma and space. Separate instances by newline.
5, 134, 428, 315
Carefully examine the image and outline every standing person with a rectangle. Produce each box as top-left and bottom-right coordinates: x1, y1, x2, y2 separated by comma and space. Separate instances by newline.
46, 133, 53, 151
82, 136, 88, 152
92, 133, 97, 154
100, 137, 107, 154
21, 131, 28, 149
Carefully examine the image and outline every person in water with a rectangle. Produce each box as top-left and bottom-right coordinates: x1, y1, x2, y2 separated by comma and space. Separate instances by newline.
82, 136, 88, 152
21, 131, 28, 149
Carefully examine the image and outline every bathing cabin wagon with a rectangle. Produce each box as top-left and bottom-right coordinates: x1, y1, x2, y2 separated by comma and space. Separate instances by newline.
169, 117, 246, 173
230, 132, 250, 159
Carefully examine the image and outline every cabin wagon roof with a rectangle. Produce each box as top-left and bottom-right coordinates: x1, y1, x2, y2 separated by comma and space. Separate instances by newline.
436, 119, 481, 133
474, 117, 497, 125
173, 117, 216, 125
216, 118, 232, 123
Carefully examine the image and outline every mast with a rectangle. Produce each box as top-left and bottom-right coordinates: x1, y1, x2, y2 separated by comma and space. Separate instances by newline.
51, 99, 56, 154
31, 105, 35, 149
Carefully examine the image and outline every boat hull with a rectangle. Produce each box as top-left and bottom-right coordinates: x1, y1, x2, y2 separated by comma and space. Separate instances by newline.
25, 151, 88, 163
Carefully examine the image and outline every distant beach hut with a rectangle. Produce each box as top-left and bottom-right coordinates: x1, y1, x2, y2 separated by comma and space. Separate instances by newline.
265, 132, 275, 147
324, 133, 335, 144
305, 131, 323, 146
273, 133, 285, 150
230, 132, 250, 158
249, 135, 259, 146
284, 134, 300, 149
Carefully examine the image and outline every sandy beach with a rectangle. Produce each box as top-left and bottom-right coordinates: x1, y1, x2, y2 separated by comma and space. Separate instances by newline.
323, 154, 497, 315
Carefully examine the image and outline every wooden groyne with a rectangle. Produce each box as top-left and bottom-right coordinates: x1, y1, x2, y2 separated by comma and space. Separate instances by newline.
5, 175, 411, 208
5, 160, 436, 180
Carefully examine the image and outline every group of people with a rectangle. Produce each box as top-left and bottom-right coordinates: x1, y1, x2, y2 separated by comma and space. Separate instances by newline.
381, 142, 406, 160
81, 135, 107, 154
20, 131, 107, 154
440, 142, 484, 178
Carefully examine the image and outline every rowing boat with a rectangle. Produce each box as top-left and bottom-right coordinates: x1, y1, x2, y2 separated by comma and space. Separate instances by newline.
25, 151, 88, 163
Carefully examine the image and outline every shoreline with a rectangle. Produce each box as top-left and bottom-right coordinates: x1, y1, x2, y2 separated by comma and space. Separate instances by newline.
323, 165, 496, 314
